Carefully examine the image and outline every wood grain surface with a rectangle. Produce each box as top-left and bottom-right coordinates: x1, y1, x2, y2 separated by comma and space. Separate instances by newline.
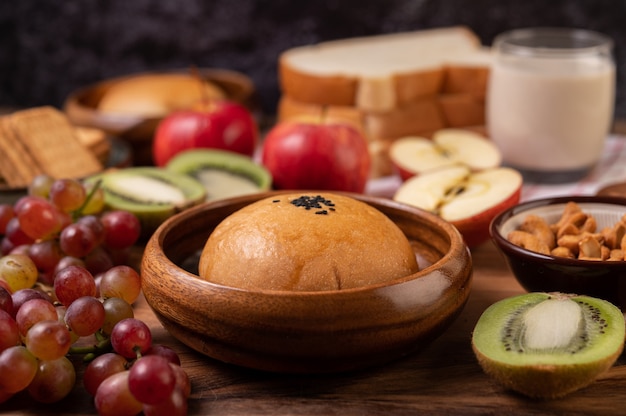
4, 240, 626, 415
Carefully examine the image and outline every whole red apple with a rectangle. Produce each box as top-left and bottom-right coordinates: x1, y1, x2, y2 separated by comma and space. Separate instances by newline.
152, 100, 258, 167
261, 120, 371, 193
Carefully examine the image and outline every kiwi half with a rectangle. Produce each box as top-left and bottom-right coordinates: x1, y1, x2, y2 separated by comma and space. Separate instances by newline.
165, 149, 272, 201
472, 292, 625, 399
86, 167, 206, 234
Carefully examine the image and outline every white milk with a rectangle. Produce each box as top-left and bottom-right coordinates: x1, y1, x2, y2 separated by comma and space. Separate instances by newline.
487, 28, 615, 182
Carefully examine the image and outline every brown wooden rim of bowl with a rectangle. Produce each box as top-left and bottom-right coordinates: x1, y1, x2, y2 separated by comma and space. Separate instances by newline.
145, 190, 470, 297
490, 195, 626, 267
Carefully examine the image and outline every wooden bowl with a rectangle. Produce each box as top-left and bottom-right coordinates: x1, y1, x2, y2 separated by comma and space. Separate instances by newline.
63, 68, 257, 165
141, 191, 473, 373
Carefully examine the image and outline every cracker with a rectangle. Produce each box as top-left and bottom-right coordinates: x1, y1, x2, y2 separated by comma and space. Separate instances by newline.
9, 107, 103, 179
0, 116, 43, 187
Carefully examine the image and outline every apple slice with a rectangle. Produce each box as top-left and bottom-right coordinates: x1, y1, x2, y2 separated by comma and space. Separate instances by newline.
389, 129, 502, 181
393, 165, 522, 247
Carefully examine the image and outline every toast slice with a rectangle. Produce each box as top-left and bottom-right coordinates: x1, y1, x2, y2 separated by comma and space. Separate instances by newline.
279, 26, 484, 112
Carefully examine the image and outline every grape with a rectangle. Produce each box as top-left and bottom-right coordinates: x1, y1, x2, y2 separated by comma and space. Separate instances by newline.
24, 320, 72, 361
0, 253, 38, 292
28, 239, 63, 275
54, 255, 86, 274
4, 217, 35, 246
108, 246, 133, 268
0, 175, 194, 412
169, 363, 192, 398
94, 370, 143, 416
15, 298, 57, 336
101, 210, 141, 250
10, 288, 52, 318
53, 265, 96, 306
142, 385, 188, 416
64, 296, 105, 337
0, 203, 15, 234
59, 222, 98, 258
84, 246, 115, 276
146, 344, 181, 366
49, 178, 86, 213
84, 352, 128, 396
0, 345, 38, 393
77, 215, 105, 243
15, 195, 63, 240
56, 209, 73, 230
0, 309, 19, 352
128, 355, 176, 405
27, 356, 76, 403
100, 265, 142, 304
0, 286, 12, 314
110, 318, 152, 359
27, 174, 54, 198
101, 297, 134, 335
9, 244, 31, 256
0, 237, 15, 256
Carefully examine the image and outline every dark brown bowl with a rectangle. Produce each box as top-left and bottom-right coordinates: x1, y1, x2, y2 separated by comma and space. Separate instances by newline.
63, 68, 257, 165
490, 195, 626, 310
140, 191, 473, 373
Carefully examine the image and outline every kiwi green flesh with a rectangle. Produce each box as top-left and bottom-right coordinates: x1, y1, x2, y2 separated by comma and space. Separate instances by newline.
84, 167, 206, 239
95, 167, 206, 210
472, 292, 625, 398
165, 149, 272, 199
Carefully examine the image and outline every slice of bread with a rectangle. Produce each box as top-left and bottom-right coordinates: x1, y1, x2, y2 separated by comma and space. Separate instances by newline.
279, 26, 483, 112
441, 47, 492, 99
278, 95, 447, 142
438, 93, 485, 127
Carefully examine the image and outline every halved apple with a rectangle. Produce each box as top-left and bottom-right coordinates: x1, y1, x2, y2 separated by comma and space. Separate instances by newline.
393, 165, 522, 247
389, 129, 502, 181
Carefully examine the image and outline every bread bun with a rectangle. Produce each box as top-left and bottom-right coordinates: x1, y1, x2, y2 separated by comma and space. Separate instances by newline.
97, 73, 226, 117
198, 193, 419, 291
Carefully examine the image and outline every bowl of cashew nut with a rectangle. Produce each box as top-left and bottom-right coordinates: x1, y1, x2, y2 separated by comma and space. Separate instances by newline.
490, 196, 626, 310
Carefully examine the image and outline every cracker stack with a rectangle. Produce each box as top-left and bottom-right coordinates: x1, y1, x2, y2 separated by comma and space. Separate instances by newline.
276, 26, 492, 177
0, 106, 104, 188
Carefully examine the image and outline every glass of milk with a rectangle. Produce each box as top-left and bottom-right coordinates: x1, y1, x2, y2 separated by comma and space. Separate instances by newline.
487, 28, 615, 183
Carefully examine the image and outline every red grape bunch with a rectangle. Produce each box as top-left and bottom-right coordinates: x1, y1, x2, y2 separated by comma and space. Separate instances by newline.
0, 174, 191, 415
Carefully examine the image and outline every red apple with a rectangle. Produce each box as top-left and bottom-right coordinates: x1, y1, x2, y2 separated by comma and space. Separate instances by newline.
389, 129, 502, 181
393, 165, 522, 247
152, 100, 258, 167
261, 119, 371, 193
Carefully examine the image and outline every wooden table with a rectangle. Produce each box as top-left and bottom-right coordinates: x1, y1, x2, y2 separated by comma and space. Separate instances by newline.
4, 240, 626, 415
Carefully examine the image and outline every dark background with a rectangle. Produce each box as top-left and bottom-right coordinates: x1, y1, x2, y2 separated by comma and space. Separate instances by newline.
1, 0, 625, 119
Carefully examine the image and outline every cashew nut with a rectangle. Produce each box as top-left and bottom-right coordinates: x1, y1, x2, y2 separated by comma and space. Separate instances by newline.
507, 202, 626, 262
519, 214, 556, 249
507, 230, 551, 255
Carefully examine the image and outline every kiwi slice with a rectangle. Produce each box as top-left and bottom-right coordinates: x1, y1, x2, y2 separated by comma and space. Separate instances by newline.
472, 292, 625, 399
165, 149, 272, 201
86, 167, 206, 233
